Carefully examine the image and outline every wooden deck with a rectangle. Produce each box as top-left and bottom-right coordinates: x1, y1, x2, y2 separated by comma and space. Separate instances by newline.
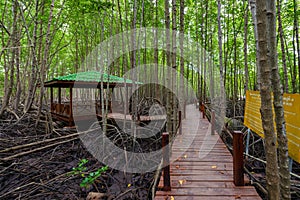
155, 104, 261, 200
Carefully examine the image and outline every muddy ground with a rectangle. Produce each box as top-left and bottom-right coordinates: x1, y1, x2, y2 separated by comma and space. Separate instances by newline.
0, 110, 160, 200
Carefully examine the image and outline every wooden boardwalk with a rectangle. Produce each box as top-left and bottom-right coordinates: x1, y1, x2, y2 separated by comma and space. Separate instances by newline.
155, 105, 261, 200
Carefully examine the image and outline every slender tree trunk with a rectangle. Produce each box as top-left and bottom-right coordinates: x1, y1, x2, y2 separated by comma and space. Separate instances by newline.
154, 0, 160, 100
118, 0, 127, 75
232, 1, 237, 117
0, 0, 18, 117
249, 0, 260, 90
171, 0, 177, 134
130, 0, 138, 140
179, 0, 185, 118
165, 0, 172, 135
244, 2, 249, 92
277, 0, 289, 93
198, 0, 204, 105
217, 0, 226, 132
203, 1, 208, 103
23, 0, 39, 113
223, 3, 228, 92
256, 0, 280, 199
13, 29, 21, 112
36, 0, 55, 126
267, 0, 291, 199
292, 28, 297, 93
294, 0, 300, 92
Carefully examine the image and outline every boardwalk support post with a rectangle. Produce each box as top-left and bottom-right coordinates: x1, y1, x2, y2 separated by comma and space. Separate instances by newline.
179, 111, 182, 135
162, 132, 171, 191
233, 131, 244, 186
200, 103, 205, 119
211, 110, 215, 135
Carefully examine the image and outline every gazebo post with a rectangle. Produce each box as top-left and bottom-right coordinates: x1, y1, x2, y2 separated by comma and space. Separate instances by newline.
69, 86, 73, 127
58, 87, 61, 103
98, 88, 101, 115
58, 87, 61, 113
50, 87, 53, 113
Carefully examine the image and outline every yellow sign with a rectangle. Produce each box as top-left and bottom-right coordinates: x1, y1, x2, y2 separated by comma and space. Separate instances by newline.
244, 90, 300, 163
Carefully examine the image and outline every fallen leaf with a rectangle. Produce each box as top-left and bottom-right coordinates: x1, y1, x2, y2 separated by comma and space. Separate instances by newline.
175, 165, 180, 169
127, 183, 131, 187
183, 154, 187, 158
170, 196, 175, 200
178, 179, 186, 185
211, 165, 217, 169
235, 194, 241, 199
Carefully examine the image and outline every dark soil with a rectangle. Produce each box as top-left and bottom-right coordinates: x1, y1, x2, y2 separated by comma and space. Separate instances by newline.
0, 110, 159, 200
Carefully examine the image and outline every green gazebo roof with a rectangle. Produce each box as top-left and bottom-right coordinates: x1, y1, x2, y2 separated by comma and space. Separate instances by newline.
44, 71, 141, 88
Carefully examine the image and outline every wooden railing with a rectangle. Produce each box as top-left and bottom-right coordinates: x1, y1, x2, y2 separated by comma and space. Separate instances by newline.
161, 132, 171, 191
51, 102, 71, 116
200, 102, 245, 186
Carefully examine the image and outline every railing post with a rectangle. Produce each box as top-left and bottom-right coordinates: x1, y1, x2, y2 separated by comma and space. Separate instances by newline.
178, 111, 182, 135
201, 103, 205, 119
233, 131, 244, 186
211, 110, 215, 135
69, 86, 73, 127
162, 132, 171, 191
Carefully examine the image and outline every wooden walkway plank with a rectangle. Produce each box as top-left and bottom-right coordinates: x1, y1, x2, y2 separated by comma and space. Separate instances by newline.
155, 104, 261, 199
155, 196, 262, 200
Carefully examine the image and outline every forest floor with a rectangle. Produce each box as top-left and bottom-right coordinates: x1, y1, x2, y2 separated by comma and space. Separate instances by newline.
2, 105, 300, 200
0, 109, 157, 200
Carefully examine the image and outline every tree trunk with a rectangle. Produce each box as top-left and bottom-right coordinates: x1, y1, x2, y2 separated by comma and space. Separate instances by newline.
294, 0, 300, 92
154, 0, 159, 99
171, 0, 177, 134
256, 0, 280, 199
249, 0, 260, 90
267, 0, 291, 199
217, 0, 226, 133
232, 0, 237, 117
36, 0, 55, 126
292, 27, 297, 93
23, 0, 39, 113
13, 29, 21, 112
244, 2, 249, 92
165, 0, 172, 135
179, 0, 185, 119
277, 0, 289, 93
0, 0, 18, 117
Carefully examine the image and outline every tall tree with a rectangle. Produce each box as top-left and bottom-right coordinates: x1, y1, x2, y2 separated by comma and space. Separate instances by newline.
267, 0, 291, 198
294, 0, 300, 92
23, 0, 39, 113
277, 0, 289, 93
256, 0, 280, 199
0, 0, 18, 117
244, 2, 249, 92
249, 0, 260, 90
179, 0, 185, 118
36, 0, 56, 126
217, 0, 226, 134
165, 0, 172, 135
171, 0, 177, 133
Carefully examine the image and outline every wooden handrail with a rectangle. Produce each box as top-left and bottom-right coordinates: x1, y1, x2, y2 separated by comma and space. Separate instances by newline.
232, 130, 244, 186
162, 132, 171, 191
201, 103, 244, 186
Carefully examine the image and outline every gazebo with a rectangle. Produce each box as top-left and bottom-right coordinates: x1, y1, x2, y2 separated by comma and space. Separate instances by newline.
44, 71, 138, 126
